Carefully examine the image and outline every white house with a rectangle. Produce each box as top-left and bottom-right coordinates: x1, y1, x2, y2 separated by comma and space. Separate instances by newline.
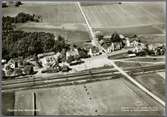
125, 37, 130, 47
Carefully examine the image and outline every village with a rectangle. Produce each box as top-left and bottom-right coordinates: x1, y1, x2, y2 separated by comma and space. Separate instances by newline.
2, 31, 165, 79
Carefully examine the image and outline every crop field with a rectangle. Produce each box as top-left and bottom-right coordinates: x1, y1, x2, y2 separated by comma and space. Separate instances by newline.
133, 73, 165, 101
2, 3, 85, 26
82, 2, 165, 34
17, 26, 91, 47
2, 92, 15, 116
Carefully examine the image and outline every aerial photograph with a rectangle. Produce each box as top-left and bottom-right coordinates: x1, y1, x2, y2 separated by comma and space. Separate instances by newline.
1, 0, 165, 116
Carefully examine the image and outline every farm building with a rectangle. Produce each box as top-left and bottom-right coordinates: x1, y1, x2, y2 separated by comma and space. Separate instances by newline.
38, 52, 55, 59
66, 45, 79, 60
102, 32, 125, 52
3, 58, 24, 77
40, 53, 61, 68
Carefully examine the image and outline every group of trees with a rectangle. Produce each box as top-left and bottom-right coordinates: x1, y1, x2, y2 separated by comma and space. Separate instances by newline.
2, 30, 67, 60
2, 1, 23, 8
2, 13, 66, 60
2, 13, 39, 24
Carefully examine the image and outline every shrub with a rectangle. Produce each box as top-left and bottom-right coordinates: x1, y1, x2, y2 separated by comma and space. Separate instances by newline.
23, 65, 34, 75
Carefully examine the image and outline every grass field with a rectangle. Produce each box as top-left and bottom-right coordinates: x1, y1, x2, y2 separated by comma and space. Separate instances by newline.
14, 91, 34, 115
114, 61, 153, 68
2, 92, 15, 116
133, 73, 165, 101
126, 57, 165, 63
17, 25, 91, 46
82, 2, 165, 34
31, 78, 164, 115
137, 34, 166, 44
2, 3, 85, 26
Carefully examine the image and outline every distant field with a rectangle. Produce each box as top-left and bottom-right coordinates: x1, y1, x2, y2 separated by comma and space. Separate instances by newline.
18, 26, 90, 46
2, 3, 85, 26
2, 92, 15, 116
82, 2, 165, 34
137, 34, 166, 44
93, 24, 164, 35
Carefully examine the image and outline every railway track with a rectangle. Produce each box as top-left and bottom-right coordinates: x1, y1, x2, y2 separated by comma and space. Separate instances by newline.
2, 64, 165, 92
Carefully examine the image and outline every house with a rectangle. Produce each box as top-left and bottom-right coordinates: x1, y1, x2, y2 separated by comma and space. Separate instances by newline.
7, 59, 16, 69
88, 46, 100, 56
66, 46, 79, 60
130, 40, 139, 47
40, 52, 61, 68
38, 52, 55, 59
107, 43, 114, 53
103, 33, 124, 52
125, 37, 130, 47
41, 56, 58, 68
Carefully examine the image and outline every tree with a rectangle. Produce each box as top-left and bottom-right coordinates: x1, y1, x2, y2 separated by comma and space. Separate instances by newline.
2, 2, 8, 8
67, 55, 74, 63
15, 1, 23, 7
95, 31, 104, 41
61, 65, 71, 72
111, 32, 122, 42
23, 65, 34, 75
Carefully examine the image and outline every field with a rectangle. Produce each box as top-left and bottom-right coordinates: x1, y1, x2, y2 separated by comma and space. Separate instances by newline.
14, 91, 34, 115
13, 78, 164, 115
2, 3, 85, 26
114, 61, 153, 68
2, 92, 15, 116
17, 25, 91, 46
133, 73, 165, 101
125, 57, 165, 63
82, 2, 165, 34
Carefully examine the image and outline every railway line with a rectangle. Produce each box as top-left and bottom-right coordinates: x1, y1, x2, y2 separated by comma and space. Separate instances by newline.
2, 64, 165, 92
